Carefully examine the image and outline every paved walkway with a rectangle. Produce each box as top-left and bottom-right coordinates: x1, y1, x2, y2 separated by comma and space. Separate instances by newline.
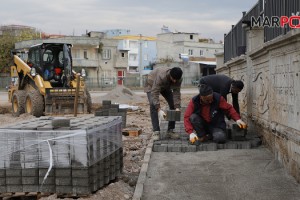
134, 143, 300, 200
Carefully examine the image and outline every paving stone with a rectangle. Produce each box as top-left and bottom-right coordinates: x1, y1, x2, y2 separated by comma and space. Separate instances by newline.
39, 176, 55, 185
56, 185, 73, 194
6, 185, 22, 192
55, 177, 72, 186
0, 186, 6, 193
168, 144, 182, 152
6, 177, 22, 185
153, 144, 168, 152
23, 185, 39, 192
225, 143, 238, 149
6, 169, 22, 177
39, 184, 55, 193
55, 169, 72, 177
72, 186, 92, 195
22, 177, 38, 185
52, 117, 71, 128
237, 141, 251, 149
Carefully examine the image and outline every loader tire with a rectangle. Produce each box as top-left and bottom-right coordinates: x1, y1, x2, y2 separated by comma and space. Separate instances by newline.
86, 90, 92, 113
11, 90, 26, 117
25, 90, 44, 117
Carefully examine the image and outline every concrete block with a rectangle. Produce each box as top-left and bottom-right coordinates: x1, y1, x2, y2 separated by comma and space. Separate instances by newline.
52, 117, 71, 128
0, 169, 5, 177
39, 168, 55, 177
23, 185, 39, 192
225, 143, 238, 149
6, 177, 22, 185
22, 177, 38, 185
237, 141, 251, 149
168, 144, 182, 152
6, 169, 22, 177
56, 185, 73, 194
72, 169, 90, 178
73, 177, 90, 186
0, 178, 5, 186
22, 169, 38, 177
6, 185, 22, 192
39, 184, 55, 193
102, 100, 111, 105
72, 186, 92, 195
217, 143, 225, 149
0, 186, 6, 193
166, 110, 181, 121
153, 144, 168, 152
231, 124, 247, 141
55, 177, 72, 186
55, 168, 72, 177
39, 176, 55, 185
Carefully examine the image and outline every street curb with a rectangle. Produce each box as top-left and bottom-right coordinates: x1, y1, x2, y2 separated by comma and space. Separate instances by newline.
132, 139, 154, 200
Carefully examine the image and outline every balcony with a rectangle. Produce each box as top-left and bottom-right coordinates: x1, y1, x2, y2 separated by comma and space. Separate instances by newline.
73, 58, 99, 67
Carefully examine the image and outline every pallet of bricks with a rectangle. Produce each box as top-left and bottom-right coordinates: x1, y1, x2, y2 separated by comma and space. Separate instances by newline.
95, 100, 127, 128
0, 115, 123, 197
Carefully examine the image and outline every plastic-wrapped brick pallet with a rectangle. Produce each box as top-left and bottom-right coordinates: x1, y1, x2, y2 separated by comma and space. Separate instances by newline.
0, 115, 123, 195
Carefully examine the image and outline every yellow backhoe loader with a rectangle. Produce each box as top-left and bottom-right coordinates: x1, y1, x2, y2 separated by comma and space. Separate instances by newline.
8, 43, 92, 117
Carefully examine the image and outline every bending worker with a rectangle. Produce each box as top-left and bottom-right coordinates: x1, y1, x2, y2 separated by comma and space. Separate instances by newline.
184, 84, 246, 144
144, 67, 183, 141
199, 74, 244, 114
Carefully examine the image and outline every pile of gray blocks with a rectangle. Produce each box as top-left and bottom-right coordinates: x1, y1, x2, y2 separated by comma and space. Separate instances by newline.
0, 115, 123, 195
154, 121, 262, 152
95, 100, 127, 128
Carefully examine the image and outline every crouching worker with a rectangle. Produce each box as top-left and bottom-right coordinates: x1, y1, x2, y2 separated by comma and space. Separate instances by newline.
184, 84, 246, 144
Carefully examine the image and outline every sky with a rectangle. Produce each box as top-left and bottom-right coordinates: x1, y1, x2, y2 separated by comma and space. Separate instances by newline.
0, 0, 258, 42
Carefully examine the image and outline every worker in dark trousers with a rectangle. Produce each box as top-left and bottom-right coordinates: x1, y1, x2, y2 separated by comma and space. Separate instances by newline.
184, 84, 246, 144
144, 67, 183, 141
199, 74, 244, 114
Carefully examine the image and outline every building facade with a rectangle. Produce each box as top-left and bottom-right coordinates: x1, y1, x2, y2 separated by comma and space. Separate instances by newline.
14, 31, 128, 88
156, 32, 224, 85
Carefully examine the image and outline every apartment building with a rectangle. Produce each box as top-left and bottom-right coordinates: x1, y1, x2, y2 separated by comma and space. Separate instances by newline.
156, 31, 224, 84
14, 31, 128, 88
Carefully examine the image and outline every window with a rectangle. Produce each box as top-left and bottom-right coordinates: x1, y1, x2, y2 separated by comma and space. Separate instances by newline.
84, 49, 88, 59
73, 49, 80, 58
190, 35, 193, 40
200, 50, 204, 56
144, 41, 148, 48
121, 52, 125, 58
102, 49, 111, 59
188, 49, 193, 55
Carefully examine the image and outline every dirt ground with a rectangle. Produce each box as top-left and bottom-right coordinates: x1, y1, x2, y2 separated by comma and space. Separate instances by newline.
0, 89, 194, 200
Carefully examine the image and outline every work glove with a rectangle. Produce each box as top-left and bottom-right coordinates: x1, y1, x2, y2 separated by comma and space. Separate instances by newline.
158, 110, 166, 121
236, 119, 247, 129
189, 132, 198, 144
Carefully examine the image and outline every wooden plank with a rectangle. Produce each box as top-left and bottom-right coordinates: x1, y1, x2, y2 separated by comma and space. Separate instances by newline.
122, 128, 142, 137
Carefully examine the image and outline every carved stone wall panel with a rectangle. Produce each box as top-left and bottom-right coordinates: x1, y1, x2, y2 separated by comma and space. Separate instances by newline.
251, 61, 270, 122
269, 51, 300, 131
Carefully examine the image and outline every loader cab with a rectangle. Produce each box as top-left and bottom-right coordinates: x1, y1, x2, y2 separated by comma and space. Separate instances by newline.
27, 43, 73, 87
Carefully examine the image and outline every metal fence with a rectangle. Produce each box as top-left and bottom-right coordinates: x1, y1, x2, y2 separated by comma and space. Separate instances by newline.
0, 76, 200, 91
224, 0, 299, 63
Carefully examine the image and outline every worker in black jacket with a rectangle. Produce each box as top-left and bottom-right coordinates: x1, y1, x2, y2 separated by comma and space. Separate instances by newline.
199, 74, 244, 114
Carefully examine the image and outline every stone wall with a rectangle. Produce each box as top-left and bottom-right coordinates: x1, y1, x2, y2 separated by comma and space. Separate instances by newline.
216, 28, 300, 182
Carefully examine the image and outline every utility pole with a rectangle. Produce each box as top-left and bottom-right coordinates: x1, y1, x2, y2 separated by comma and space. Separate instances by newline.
139, 34, 143, 87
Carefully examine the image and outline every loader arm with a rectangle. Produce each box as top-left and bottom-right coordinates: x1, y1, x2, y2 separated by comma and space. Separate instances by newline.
13, 55, 52, 95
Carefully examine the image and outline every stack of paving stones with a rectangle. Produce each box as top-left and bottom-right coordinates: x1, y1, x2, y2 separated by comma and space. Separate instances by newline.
154, 120, 262, 152
95, 100, 127, 128
0, 115, 123, 196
